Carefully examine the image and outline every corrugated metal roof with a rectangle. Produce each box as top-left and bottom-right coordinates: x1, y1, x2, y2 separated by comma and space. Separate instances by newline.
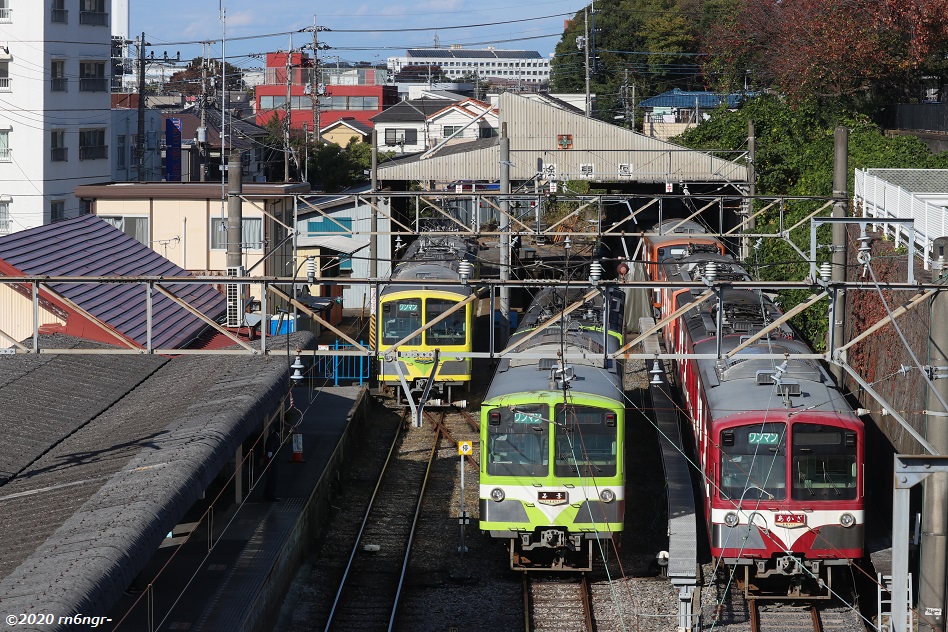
0, 214, 227, 349
377, 92, 748, 184
637, 88, 748, 109
297, 234, 370, 253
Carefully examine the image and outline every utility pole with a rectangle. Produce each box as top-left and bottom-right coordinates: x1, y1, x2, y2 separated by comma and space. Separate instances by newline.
284, 46, 293, 182
583, 9, 591, 117
623, 69, 630, 128
226, 148, 243, 270
310, 16, 322, 145
499, 123, 511, 341
744, 119, 756, 260
199, 44, 208, 182
136, 33, 146, 182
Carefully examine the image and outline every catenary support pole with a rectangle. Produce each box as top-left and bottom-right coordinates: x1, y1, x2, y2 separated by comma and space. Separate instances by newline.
919, 287, 948, 631
830, 126, 848, 384
743, 119, 755, 260
226, 149, 243, 270
499, 123, 511, 342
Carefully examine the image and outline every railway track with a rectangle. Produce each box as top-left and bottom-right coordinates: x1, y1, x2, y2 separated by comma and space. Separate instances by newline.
322, 411, 442, 631
523, 573, 594, 632
748, 600, 861, 632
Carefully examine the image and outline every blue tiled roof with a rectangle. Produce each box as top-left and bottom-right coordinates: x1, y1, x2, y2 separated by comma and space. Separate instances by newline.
637, 88, 748, 109
0, 215, 226, 349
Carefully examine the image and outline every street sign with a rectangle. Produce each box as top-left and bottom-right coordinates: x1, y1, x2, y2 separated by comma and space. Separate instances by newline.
458, 441, 473, 455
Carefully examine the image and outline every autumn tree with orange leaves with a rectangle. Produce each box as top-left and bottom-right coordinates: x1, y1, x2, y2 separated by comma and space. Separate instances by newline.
702, 0, 948, 104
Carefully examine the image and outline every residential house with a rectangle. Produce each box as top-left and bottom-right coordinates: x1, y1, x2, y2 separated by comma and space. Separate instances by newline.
370, 97, 460, 155
638, 89, 746, 140
320, 118, 372, 147
0, 214, 226, 349
0, 1, 113, 234
160, 108, 269, 182
111, 93, 163, 182
427, 98, 498, 147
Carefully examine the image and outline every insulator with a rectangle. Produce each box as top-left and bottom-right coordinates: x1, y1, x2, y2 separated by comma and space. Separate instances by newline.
458, 259, 472, 281
819, 262, 832, 282
704, 261, 718, 283
306, 256, 315, 284
589, 260, 602, 283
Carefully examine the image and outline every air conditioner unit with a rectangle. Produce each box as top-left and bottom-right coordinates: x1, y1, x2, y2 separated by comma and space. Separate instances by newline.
226, 266, 245, 328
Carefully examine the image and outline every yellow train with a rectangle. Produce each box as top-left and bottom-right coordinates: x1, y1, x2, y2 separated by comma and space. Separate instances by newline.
377, 234, 478, 406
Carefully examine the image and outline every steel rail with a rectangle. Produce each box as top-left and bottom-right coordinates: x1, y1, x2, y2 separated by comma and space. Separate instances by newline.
322, 411, 405, 632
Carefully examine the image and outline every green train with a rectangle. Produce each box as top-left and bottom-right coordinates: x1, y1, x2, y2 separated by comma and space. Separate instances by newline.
479, 285, 627, 571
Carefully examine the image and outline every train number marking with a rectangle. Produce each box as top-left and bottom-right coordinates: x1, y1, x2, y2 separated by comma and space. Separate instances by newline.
748, 432, 780, 445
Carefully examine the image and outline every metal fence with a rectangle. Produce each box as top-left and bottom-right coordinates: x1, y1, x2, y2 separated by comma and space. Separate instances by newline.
892, 103, 948, 133
311, 341, 371, 386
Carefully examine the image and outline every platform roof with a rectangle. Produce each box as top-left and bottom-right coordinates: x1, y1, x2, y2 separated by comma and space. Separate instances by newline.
0, 332, 313, 619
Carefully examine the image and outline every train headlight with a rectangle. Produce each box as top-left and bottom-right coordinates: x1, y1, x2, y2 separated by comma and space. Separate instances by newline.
724, 512, 740, 527
599, 489, 616, 503
840, 513, 856, 528
490, 488, 505, 502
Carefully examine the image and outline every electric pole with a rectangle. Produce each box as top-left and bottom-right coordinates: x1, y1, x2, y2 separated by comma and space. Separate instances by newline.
199, 44, 208, 182
583, 9, 590, 117
136, 33, 147, 182
284, 45, 293, 182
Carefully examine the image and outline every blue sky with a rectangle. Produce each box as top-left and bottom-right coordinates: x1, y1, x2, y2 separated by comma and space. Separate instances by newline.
130, 0, 586, 72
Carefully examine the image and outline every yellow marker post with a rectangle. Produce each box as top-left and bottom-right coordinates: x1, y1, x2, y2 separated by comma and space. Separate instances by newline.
457, 441, 472, 556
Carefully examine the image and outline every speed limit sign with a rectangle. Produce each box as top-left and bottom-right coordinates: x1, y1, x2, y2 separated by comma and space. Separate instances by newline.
457, 441, 473, 456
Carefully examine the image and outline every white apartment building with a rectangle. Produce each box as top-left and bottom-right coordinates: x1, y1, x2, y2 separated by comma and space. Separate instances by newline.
0, 0, 113, 235
387, 47, 551, 85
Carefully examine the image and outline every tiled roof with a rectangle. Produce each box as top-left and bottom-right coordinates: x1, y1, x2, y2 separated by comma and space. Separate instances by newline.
0, 214, 227, 349
371, 98, 457, 123
637, 88, 748, 109
0, 332, 315, 617
867, 169, 948, 193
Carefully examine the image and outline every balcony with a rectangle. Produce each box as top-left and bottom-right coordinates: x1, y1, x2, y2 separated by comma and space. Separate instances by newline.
0, 77, 9, 92
79, 10, 108, 26
79, 145, 107, 160
0, 7, 10, 22
51, 8, 67, 23
51, 77, 68, 92
79, 77, 107, 92
0, 148, 11, 162
51, 147, 67, 162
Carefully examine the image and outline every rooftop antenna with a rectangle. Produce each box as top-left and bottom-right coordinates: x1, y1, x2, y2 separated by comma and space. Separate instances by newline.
433, 32, 440, 48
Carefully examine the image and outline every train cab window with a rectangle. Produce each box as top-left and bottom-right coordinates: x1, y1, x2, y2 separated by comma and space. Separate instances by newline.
486, 405, 549, 477
553, 405, 618, 477
791, 423, 857, 501
381, 299, 422, 345
425, 299, 466, 345
719, 423, 786, 501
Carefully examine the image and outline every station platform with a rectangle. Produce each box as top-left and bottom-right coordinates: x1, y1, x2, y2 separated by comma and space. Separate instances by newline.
104, 385, 369, 632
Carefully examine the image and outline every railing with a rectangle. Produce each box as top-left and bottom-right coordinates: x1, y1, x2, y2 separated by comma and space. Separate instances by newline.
51, 8, 67, 23
79, 77, 107, 92
50, 147, 67, 162
0, 77, 10, 92
0, 148, 11, 162
51, 77, 68, 92
78, 10, 108, 26
79, 145, 107, 160
311, 340, 371, 386
0, 7, 11, 22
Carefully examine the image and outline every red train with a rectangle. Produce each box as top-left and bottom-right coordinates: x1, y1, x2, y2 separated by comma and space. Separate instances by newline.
644, 219, 864, 597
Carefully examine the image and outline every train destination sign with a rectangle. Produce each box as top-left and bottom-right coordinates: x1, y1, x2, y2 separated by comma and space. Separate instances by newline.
538, 491, 568, 505
774, 513, 806, 528
748, 432, 780, 445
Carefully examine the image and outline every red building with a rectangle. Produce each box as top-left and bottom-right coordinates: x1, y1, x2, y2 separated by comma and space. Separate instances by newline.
255, 52, 397, 133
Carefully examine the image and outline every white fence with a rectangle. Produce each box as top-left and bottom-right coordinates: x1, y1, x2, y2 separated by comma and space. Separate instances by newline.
855, 168, 948, 270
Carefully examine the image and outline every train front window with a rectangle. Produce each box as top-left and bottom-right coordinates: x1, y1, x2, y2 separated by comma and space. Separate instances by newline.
719, 423, 786, 501
792, 423, 857, 501
425, 299, 465, 345
381, 299, 421, 345
486, 405, 549, 477
553, 405, 617, 477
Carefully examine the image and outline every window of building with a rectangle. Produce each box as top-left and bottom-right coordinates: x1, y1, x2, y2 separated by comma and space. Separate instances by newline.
0, 129, 10, 162
0, 0, 10, 23
51, 60, 67, 91
0, 61, 9, 92
50, 200, 65, 222
0, 199, 9, 233
443, 125, 464, 137
51, 0, 67, 22
50, 130, 67, 162
79, 128, 107, 160
116, 134, 126, 169
101, 215, 149, 245
79, 0, 108, 25
384, 128, 417, 146
79, 62, 106, 92
307, 217, 353, 235
210, 217, 263, 250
